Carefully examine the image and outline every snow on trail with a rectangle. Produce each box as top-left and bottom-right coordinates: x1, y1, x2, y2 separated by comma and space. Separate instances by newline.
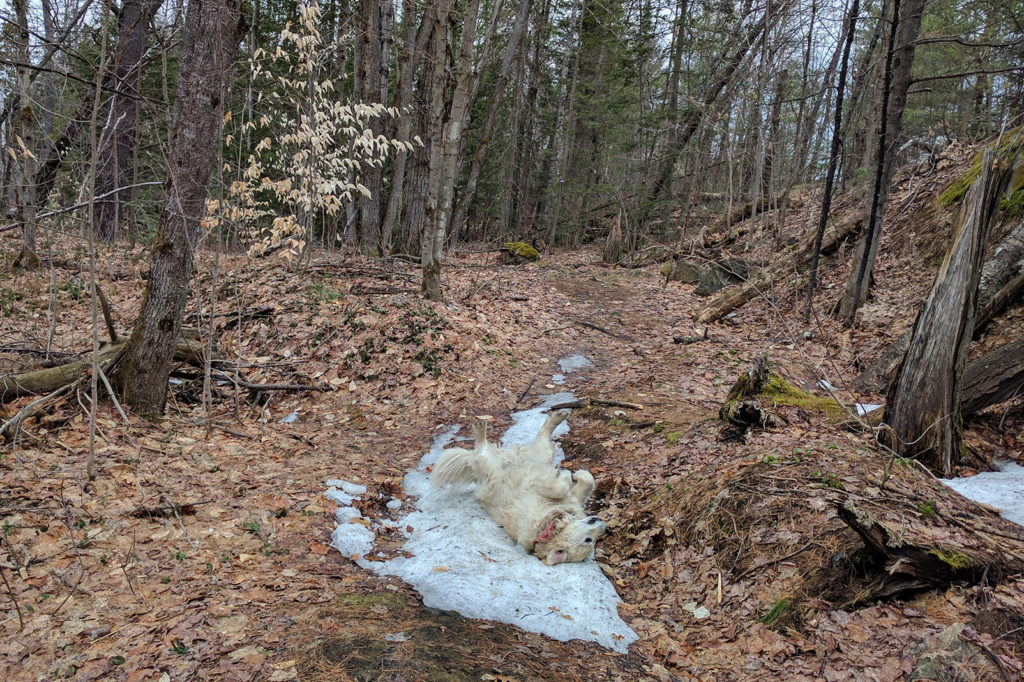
326, 355, 638, 652
941, 460, 1024, 528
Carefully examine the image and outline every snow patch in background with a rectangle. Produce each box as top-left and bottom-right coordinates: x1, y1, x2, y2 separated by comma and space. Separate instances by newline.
325, 357, 637, 652
941, 460, 1024, 527
558, 354, 594, 374
855, 403, 882, 416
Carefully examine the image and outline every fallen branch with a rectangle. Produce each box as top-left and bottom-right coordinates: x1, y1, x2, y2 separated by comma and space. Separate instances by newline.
591, 398, 645, 410
696, 208, 865, 324
575, 320, 636, 342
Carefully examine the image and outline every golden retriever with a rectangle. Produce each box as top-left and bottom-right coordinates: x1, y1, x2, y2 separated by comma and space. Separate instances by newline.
431, 410, 607, 565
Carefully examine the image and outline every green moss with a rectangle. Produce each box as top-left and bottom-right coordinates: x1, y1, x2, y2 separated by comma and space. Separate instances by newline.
938, 127, 1024, 208
928, 547, 975, 571
502, 241, 539, 260
1000, 186, 1024, 219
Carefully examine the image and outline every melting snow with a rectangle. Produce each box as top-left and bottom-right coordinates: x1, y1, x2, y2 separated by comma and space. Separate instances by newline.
557, 354, 594, 374
325, 383, 637, 653
941, 460, 1024, 527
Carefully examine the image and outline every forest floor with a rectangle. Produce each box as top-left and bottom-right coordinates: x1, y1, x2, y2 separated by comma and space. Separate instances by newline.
3, 155, 1024, 679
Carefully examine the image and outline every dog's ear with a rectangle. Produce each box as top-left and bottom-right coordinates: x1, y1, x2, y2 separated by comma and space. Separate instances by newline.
546, 550, 567, 565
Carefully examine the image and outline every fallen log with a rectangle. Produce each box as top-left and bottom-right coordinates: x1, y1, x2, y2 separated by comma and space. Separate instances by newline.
960, 335, 1024, 417
696, 209, 865, 324
835, 482, 1024, 601
0, 337, 205, 404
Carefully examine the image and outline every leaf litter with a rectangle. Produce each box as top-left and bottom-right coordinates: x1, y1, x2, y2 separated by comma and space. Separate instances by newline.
2, 180, 1024, 680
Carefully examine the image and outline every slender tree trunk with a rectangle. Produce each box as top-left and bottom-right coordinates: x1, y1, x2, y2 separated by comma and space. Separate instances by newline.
451, 0, 533, 241
883, 150, 1009, 475
94, 0, 163, 241
837, 0, 925, 323
380, 0, 432, 251
421, 0, 503, 299
420, 0, 456, 300
116, 0, 246, 417
12, 0, 39, 268
804, 0, 860, 318
353, 0, 393, 255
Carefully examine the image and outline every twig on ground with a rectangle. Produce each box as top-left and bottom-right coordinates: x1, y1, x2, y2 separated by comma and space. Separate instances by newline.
0, 565, 23, 632
515, 379, 536, 407
575, 319, 636, 342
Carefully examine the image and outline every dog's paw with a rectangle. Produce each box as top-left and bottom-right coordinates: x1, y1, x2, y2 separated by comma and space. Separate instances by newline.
571, 470, 594, 485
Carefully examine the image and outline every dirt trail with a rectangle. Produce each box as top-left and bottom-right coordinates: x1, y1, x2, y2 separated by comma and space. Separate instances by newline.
3, 246, 1022, 681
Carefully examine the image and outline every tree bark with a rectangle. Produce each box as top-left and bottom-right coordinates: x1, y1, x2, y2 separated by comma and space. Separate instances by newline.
837, 0, 925, 323
115, 0, 246, 417
94, 0, 163, 241
883, 150, 1009, 475
12, 0, 39, 267
960, 336, 1024, 418
853, 215, 1024, 393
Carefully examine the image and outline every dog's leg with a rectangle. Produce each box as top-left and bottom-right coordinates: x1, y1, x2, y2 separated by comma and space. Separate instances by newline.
535, 469, 572, 499
535, 410, 569, 443
472, 419, 489, 452
569, 469, 595, 504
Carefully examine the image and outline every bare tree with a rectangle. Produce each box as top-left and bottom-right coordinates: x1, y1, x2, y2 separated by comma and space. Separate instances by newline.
836, 0, 925, 323
94, 0, 164, 241
115, 0, 247, 416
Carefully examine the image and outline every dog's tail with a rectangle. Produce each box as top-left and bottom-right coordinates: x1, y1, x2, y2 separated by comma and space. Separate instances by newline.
431, 418, 493, 489
431, 447, 477, 488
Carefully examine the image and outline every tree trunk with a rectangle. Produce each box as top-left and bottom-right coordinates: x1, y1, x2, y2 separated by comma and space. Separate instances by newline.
450, 0, 533, 241
94, 0, 163, 241
837, 0, 925, 323
883, 150, 1008, 475
853, 215, 1024, 393
804, 0, 860, 317
421, 0, 501, 299
353, 0, 393, 255
115, 0, 246, 417
960, 336, 1024, 418
420, 0, 456, 300
12, 0, 39, 268
380, 0, 432, 252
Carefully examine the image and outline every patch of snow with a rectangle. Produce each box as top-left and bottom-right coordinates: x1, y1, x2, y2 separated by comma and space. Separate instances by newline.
855, 403, 882, 416
330, 523, 375, 560
386, 499, 403, 510
324, 479, 367, 507
326, 395, 637, 652
551, 373, 566, 385
498, 392, 574, 464
279, 411, 299, 423
557, 354, 593, 374
941, 460, 1024, 527
334, 506, 362, 524
817, 379, 836, 392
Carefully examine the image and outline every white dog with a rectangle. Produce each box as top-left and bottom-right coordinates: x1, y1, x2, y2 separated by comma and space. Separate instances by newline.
431, 410, 607, 565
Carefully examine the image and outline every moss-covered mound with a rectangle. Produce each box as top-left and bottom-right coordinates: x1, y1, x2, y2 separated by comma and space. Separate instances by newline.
938, 127, 1024, 208
502, 241, 540, 262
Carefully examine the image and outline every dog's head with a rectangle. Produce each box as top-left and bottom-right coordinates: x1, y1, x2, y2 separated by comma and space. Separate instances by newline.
534, 515, 608, 565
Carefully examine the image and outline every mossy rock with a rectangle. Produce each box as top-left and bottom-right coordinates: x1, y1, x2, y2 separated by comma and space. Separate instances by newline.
695, 258, 748, 296
662, 260, 702, 283
501, 241, 539, 263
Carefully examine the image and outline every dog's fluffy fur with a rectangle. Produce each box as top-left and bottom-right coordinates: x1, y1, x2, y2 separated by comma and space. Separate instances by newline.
431, 410, 607, 565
